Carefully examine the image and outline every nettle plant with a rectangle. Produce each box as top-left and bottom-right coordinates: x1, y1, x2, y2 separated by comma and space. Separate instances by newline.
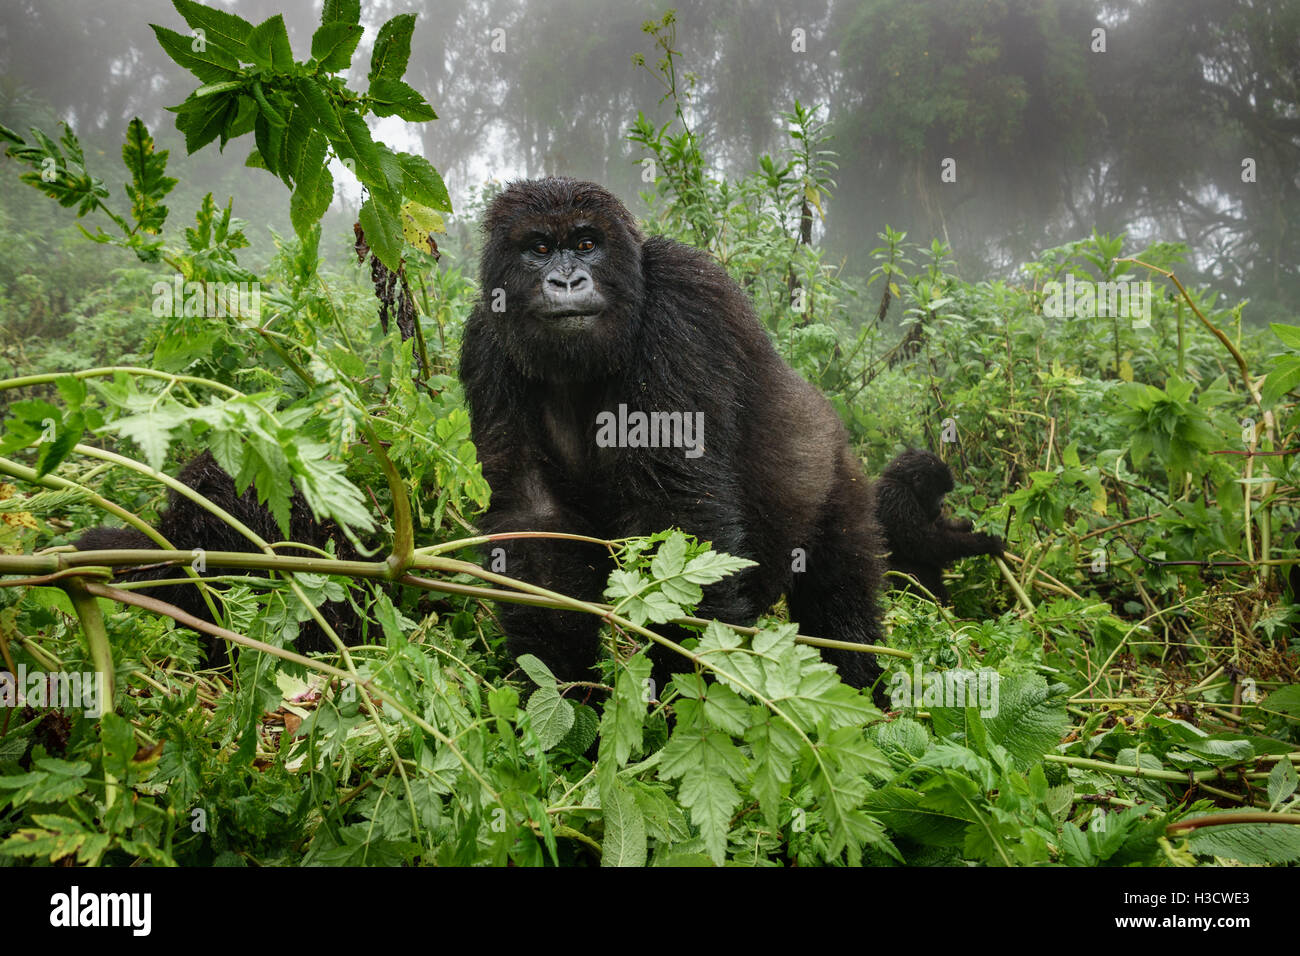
0, 0, 472, 554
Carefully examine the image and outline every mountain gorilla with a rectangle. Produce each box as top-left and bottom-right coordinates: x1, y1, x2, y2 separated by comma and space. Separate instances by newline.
459, 178, 886, 697
874, 449, 1004, 603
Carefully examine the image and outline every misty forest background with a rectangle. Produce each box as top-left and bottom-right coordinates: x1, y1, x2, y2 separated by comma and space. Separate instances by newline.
5, 0, 1299, 321
0, 0, 1299, 868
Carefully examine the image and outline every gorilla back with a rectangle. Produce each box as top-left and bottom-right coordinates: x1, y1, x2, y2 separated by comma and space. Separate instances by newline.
459, 178, 885, 694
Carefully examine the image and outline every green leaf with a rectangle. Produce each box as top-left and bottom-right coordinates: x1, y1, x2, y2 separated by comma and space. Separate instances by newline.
289, 133, 333, 236
225, 93, 257, 144
99, 712, 138, 780
283, 438, 374, 535
488, 686, 519, 720
556, 703, 599, 756
107, 407, 190, 471
1267, 758, 1298, 809
321, 0, 361, 26
862, 786, 971, 846
745, 717, 801, 822
277, 101, 313, 187
253, 113, 283, 176
1271, 322, 1300, 351
370, 13, 416, 81
515, 653, 559, 689
1262, 356, 1300, 407
778, 665, 878, 730
0, 815, 109, 865
397, 152, 452, 211
1184, 735, 1255, 764
151, 24, 241, 83
247, 14, 294, 72
1265, 685, 1300, 716
597, 654, 652, 768
55, 374, 87, 410
978, 674, 1069, 770
171, 91, 238, 154
0, 398, 56, 456
600, 781, 647, 867
121, 118, 177, 236
311, 21, 363, 72
294, 75, 343, 137
171, 0, 253, 60
368, 77, 436, 122
0, 758, 92, 807
1186, 820, 1300, 864
809, 745, 891, 866
358, 195, 402, 270
251, 81, 285, 126
659, 729, 746, 865
525, 685, 575, 752
651, 531, 687, 580
632, 785, 691, 843
700, 681, 750, 736
34, 412, 84, 478
681, 549, 757, 584
335, 113, 395, 196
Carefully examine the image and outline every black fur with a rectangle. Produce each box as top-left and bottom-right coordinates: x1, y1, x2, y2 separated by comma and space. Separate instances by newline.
74, 451, 364, 664
459, 178, 886, 696
875, 449, 1003, 603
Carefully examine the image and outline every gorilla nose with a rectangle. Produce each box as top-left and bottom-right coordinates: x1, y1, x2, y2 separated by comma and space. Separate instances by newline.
547, 272, 590, 292
540, 267, 604, 317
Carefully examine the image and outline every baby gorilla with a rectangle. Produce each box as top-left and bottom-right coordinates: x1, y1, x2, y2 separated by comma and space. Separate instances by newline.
74, 451, 365, 665
875, 449, 1003, 603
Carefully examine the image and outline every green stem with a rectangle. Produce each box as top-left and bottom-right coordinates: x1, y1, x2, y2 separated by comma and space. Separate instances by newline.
0, 366, 241, 397
63, 576, 115, 710
1046, 753, 1272, 783
1167, 811, 1300, 834
354, 420, 413, 577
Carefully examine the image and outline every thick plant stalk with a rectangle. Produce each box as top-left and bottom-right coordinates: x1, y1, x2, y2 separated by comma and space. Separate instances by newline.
63, 576, 118, 810
63, 577, 114, 707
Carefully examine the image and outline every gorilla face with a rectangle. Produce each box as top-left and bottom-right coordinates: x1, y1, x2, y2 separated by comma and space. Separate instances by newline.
478, 178, 646, 381
882, 449, 955, 521
523, 229, 608, 326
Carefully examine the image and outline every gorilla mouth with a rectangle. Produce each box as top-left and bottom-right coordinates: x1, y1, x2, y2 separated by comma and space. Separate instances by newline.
539, 311, 599, 332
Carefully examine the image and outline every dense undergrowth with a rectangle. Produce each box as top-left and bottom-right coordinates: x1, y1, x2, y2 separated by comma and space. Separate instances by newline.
0, 4, 1297, 867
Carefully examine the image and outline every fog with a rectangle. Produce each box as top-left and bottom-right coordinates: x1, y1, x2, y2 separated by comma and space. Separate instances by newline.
2, 0, 1296, 317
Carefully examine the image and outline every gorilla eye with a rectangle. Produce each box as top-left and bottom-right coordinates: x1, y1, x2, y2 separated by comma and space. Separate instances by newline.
576, 237, 596, 252
531, 241, 552, 255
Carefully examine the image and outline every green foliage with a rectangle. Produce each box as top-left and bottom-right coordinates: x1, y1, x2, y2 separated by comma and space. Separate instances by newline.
1, 4, 1298, 870
154, 0, 449, 269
